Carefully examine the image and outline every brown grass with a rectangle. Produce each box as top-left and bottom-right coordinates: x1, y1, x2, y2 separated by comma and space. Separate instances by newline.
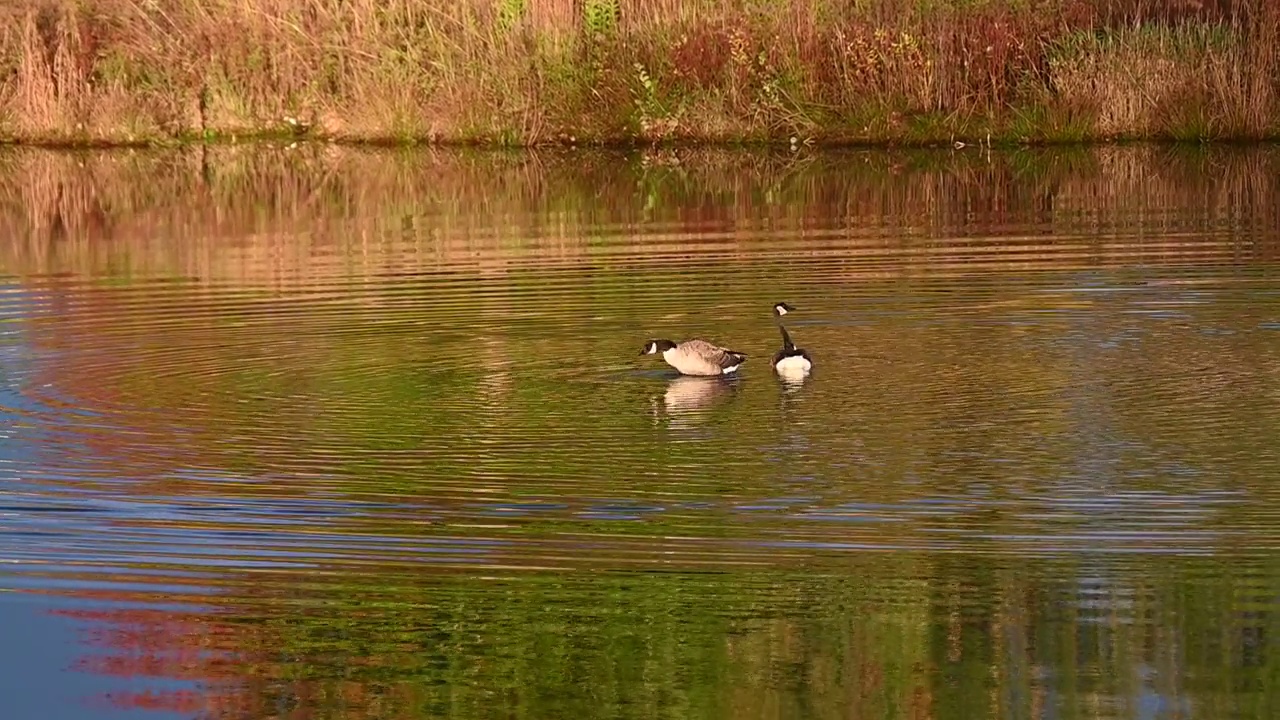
1, 1, 1278, 145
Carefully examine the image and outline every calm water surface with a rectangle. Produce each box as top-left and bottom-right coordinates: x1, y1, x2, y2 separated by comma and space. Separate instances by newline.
1, 144, 1279, 719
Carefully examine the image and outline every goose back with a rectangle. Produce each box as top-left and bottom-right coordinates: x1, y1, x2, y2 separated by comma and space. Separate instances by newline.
664, 339, 747, 376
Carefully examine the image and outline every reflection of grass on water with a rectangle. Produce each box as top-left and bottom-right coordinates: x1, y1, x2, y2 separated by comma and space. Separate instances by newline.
161, 569, 934, 718
162, 567, 935, 718
1, 1, 1278, 146
5, 154, 1280, 718
73, 556, 1280, 719
0, 144, 1277, 284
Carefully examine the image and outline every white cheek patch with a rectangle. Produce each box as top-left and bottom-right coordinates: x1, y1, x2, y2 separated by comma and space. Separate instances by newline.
722, 364, 741, 374
776, 307, 788, 315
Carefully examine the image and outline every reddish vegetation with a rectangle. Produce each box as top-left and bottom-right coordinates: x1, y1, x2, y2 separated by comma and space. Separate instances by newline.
0, 0, 1277, 145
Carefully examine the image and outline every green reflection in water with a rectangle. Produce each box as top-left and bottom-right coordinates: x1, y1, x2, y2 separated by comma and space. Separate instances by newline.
1, 143, 1278, 719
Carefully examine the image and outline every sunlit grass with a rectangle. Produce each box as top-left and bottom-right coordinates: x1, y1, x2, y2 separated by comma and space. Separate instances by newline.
0, 1, 1277, 146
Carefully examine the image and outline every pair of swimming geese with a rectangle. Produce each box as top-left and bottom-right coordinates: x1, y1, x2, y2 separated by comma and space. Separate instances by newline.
639, 302, 813, 378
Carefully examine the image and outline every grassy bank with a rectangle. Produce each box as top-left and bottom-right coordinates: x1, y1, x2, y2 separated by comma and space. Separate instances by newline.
1, 0, 1278, 146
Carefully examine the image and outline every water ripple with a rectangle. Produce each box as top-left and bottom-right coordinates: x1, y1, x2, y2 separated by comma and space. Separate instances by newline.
1, 145, 1280, 719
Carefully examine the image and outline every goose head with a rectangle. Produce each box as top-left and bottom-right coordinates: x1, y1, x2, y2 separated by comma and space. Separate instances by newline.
773, 301, 796, 317
640, 339, 678, 355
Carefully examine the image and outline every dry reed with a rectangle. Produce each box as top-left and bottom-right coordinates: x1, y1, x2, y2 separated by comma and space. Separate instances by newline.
1, 1, 1277, 145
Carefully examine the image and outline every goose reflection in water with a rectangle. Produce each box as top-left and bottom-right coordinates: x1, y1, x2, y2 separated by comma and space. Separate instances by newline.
776, 371, 809, 395
650, 375, 742, 428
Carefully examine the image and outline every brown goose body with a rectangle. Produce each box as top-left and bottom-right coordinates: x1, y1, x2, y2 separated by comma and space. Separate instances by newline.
640, 338, 748, 377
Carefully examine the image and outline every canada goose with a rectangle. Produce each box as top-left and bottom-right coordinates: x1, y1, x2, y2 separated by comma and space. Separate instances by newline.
773, 301, 796, 317
639, 338, 748, 377
772, 325, 812, 376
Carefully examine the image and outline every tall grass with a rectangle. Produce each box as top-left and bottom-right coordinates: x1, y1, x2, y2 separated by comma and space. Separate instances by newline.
0, 0, 1277, 145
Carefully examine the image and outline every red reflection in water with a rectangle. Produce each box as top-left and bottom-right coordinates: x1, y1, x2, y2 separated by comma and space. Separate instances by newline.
48, 598, 254, 717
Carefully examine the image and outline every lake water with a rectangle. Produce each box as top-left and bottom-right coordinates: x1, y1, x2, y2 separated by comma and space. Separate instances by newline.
1, 144, 1278, 719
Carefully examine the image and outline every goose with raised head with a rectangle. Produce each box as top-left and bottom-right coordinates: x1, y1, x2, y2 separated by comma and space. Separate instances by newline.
772, 325, 812, 377
639, 338, 748, 377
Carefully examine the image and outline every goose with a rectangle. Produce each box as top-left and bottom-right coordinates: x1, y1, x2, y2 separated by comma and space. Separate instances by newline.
639, 338, 748, 377
772, 324, 812, 376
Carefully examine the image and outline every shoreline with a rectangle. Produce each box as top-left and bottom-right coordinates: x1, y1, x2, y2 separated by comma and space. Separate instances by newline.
5, 132, 1280, 153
